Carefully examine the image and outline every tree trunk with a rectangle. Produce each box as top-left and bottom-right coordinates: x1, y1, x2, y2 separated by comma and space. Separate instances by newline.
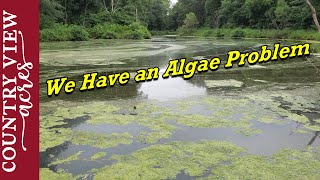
135, 8, 138, 22
306, 0, 320, 32
83, 0, 87, 26
111, 0, 114, 12
64, 0, 68, 24
83, 0, 92, 27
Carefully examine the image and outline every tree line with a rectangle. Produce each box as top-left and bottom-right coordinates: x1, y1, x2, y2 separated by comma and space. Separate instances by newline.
170, 0, 320, 31
40, 0, 171, 30
41, 0, 320, 31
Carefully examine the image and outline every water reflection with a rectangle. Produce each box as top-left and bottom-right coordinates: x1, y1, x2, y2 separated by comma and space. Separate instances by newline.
138, 68, 206, 101
308, 131, 319, 146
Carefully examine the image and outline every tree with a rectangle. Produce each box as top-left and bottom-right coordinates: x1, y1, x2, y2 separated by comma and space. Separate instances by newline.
168, 0, 206, 30
305, 0, 320, 32
178, 12, 199, 34
147, 0, 170, 30
219, 0, 248, 28
183, 12, 199, 29
40, 0, 63, 29
205, 0, 222, 28
287, 0, 311, 29
243, 0, 276, 28
274, 0, 290, 29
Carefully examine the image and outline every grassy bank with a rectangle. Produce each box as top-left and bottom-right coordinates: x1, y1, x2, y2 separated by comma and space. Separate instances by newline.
190, 28, 320, 41
41, 25, 320, 42
40, 23, 151, 42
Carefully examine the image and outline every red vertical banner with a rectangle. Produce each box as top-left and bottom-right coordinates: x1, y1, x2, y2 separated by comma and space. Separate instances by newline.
1, 0, 39, 179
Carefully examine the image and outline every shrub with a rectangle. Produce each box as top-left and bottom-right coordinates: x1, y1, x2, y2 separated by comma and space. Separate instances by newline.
40, 24, 72, 41
191, 28, 320, 41
70, 25, 89, 41
231, 29, 245, 39
90, 23, 151, 40
40, 22, 151, 41
274, 30, 289, 39
102, 31, 118, 39
124, 31, 144, 39
217, 30, 225, 38
40, 24, 89, 41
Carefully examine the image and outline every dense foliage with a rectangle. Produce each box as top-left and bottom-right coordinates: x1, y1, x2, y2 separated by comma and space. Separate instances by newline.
40, 0, 320, 41
40, 0, 171, 29
170, 0, 320, 30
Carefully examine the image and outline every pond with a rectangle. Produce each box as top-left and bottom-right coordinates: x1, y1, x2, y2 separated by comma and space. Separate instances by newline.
40, 37, 320, 179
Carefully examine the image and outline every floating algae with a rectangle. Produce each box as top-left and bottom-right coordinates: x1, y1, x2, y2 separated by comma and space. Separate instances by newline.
204, 79, 243, 88
235, 127, 263, 136
133, 113, 177, 143
39, 40, 320, 179
175, 100, 202, 113
175, 99, 265, 136
176, 114, 235, 128
176, 113, 263, 136
90, 152, 107, 160
41, 128, 134, 152
40, 99, 180, 153
203, 96, 249, 109
92, 140, 245, 179
87, 113, 136, 125
70, 131, 133, 149
135, 102, 173, 115
303, 124, 320, 132
40, 115, 74, 152
40, 101, 124, 151
40, 116, 66, 128
245, 93, 320, 133
40, 92, 319, 154
137, 131, 173, 144
205, 146, 320, 180
40, 127, 73, 152
89, 141, 320, 180
174, 94, 318, 136
50, 151, 83, 166
53, 102, 120, 118
293, 129, 311, 134
86, 101, 177, 143
40, 41, 186, 66
40, 101, 120, 125
40, 168, 73, 180
273, 93, 318, 113
257, 116, 284, 124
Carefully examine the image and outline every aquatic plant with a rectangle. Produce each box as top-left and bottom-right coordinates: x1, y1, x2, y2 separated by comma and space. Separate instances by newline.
50, 151, 83, 166
90, 152, 107, 160
40, 127, 73, 152
206, 147, 320, 179
40, 168, 73, 180
70, 131, 133, 149
204, 79, 243, 88
92, 140, 245, 179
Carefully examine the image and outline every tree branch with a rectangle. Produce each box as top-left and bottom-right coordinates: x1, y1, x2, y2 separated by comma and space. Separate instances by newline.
305, 0, 320, 32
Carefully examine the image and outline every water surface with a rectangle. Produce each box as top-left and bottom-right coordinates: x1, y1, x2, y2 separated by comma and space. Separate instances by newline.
40, 38, 320, 179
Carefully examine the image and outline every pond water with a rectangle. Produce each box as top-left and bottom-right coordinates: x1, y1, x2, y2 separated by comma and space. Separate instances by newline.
40, 38, 320, 179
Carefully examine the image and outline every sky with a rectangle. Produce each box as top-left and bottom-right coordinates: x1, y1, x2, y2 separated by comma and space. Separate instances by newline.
171, 0, 178, 5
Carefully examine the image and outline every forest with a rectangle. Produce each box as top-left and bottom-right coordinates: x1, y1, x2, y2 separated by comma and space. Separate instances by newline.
40, 0, 320, 41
